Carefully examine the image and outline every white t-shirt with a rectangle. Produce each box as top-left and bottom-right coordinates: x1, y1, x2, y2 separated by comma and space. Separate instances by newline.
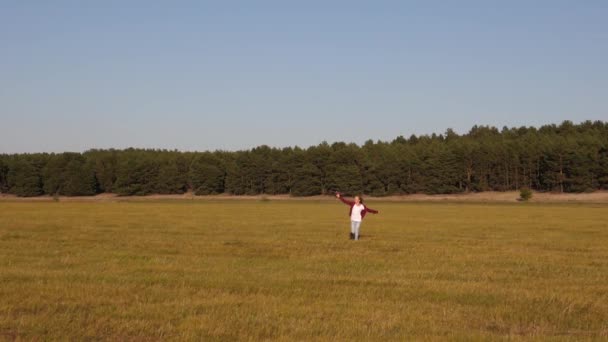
351, 204, 365, 222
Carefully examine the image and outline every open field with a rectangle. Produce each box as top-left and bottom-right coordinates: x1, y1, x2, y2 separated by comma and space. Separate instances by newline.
1, 200, 607, 340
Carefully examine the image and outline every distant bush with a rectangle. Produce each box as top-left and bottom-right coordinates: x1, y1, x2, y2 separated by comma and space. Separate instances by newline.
519, 188, 533, 201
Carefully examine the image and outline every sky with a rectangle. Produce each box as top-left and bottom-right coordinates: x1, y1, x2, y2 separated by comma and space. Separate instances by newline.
1, 1, 607, 153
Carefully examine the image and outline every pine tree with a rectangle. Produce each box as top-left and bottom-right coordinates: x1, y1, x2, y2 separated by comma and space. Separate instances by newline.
0, 155, 9, 193
292, 163, 322, 196
264, 158, 290, 195
327, 164, 362, 195
598, 147, 608, 189
62, 156, 96, 196
307, 143, 332, 194
189, 154, 225, 195
8, 158, 43, 197
114, 152, 159, 195
42, 155, 63, 195
86, 150, 118, 193
1, 121, 607, 197
155, 155, 187, 194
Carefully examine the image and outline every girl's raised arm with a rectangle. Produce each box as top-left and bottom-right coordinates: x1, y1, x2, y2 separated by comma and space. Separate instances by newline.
336, 193, 355, 205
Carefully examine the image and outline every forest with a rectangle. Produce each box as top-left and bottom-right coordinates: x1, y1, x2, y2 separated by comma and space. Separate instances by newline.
1, 120, 607, 197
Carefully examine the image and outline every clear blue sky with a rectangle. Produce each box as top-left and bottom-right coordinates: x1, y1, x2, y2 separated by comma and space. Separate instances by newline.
1, 1, 607, 153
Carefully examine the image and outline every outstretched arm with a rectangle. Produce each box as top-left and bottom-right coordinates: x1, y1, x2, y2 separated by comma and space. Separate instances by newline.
365, 206, 379, 214
336, 193, 355, 206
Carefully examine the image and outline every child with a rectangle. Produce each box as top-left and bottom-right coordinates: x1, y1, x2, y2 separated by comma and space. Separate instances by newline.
336, 193, 379, 240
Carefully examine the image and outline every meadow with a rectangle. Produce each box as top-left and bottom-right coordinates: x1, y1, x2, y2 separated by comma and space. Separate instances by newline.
0, 199, 607, 340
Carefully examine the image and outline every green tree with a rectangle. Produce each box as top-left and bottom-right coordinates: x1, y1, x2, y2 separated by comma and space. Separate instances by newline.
155, 154, 187, 194
42, 154, 66, 195
8, 158, 43, 197
114, 151, 158, 195
61, 156, 96, 196
540, 134, 568, 192
598, 147, 608, 189
0, 155, 9, 193
519, 187, 533, 201
224, 153, 247, 195
1, 120, 607, 197
292, 163, 322, 196
189, 154, 225, 195
327, 164, 362, 195
307, 142, 332, 194
86, 149, 118, 193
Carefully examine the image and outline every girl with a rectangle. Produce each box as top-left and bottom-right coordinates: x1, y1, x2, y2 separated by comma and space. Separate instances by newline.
336, 192, 379, 240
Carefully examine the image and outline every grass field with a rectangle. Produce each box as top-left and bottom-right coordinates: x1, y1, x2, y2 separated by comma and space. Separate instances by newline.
1, 200, 607, 340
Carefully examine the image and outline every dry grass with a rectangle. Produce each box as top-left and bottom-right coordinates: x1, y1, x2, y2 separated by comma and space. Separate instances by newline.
1, 200, 607, 340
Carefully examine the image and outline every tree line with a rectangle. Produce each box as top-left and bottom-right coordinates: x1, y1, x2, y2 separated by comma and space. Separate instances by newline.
1, 121, 607, 197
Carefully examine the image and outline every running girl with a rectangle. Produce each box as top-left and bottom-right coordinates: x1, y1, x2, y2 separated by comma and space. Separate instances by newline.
336, 192, 379, 240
